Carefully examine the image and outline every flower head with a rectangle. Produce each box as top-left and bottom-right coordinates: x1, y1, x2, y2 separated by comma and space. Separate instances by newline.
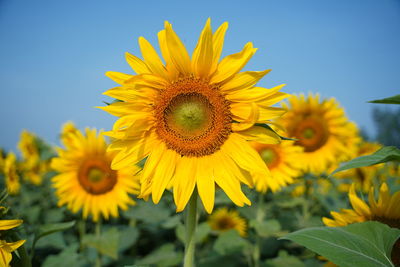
279, 93, 360, 174
3, 152, 20, 195
208, 207, 247, 236
51, 127, 141, 222
250, 141, 303, 192
100, 19, 289, 213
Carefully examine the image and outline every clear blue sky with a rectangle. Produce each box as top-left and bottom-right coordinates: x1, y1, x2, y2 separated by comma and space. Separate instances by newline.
1, 0, 399, 151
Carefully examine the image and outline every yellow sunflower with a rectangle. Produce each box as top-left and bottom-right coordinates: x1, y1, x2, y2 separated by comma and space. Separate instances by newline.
60, 121, 79, 147
3, 153, 20, 195
250, 141, 303, 192
0, 219, 25, 267
334, 142, 383, 193
18, 130, 39, 169
279, 93, 360, 174
208, 207, 247, 236
100, 19, 289, 214
323, 183, 400, 265
51, 127, 141, 222
22, 160, 49, 186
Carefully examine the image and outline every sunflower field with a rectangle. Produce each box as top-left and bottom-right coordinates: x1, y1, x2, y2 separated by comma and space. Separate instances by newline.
1, 18, 400, 267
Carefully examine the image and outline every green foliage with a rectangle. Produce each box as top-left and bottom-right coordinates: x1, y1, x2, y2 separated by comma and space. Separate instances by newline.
281, 221, 400, 267
32, 221, 75, 251
82, 227, 120, 259
369, 95, 400, 105
213, 230, 250, 255
331, 146, 400, 175
250, 219, 282, 238
135, 244, 183, 267
264, 251, 305, 267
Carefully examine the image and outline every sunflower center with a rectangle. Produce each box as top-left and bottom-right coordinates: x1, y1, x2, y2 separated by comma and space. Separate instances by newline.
291, 116, 329, 152
165, 94, 212, 138
155, 77, 232, 157
78, 159, 117, 195
217, 217, 235, 230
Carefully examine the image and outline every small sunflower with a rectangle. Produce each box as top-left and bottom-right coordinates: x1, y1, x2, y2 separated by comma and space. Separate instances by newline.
323, 183, 400, 265
100, 19, 289, 213
3, 153, 20, 195
334, 142, 383, 193
208, 207, 247, 236
60, 121, 79, 147
51, 127, 141, 222
279, 93, 360, 174
250, 141, 303, 192
18, 130, 39, 169
0, 219, 25, 267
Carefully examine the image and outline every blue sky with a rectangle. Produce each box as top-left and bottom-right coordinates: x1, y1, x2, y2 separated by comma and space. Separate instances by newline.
1, 0, 399, 151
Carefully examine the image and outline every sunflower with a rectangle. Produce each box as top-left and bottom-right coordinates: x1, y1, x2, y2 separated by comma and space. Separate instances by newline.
250, 141, 303, 192
208, 207, 247, 236
60, 121, 79, 147
323, 183, 400, 265
279, 93, 360, 174
51, 127, 141, 222
3, 153, 20, 195
18, 130, 39, 169
100, 19, 289, 213
22, 160, 49, 186
334, 142, 383, 193
0, 219, 25, 267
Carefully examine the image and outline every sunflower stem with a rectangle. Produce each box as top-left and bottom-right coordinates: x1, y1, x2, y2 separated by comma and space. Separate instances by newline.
253, 193, 265, 267
183, 190, 198, 267
95, 219, 102, 267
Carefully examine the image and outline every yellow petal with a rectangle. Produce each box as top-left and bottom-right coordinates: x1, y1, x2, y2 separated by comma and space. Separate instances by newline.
125, 52, 150, 74
158, 29, 179, 80
236, 126, 280, 144
212, 152, 251, 207
192, 18, 213, 78
231, 103, 259, 131
151, 146, 179, 203
210, 22, 228, 75
106, 71, 134, 85
138, 37, 168, 79
164, 21, 192, 75
210, 42, 257, 84
111, 132, 159, 169
220, 70, 271, 92
223, 133, 269, 175
0, 220, 22, 231
348, 184, 371, 217
196, 157, 215, 214
173, 157, 197, 212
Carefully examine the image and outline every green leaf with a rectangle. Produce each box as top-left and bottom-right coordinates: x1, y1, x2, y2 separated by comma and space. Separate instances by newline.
32, 221, 75, 251
82, 227, 119, 259
264, 250, 305, 267
123, 200, 171, 225
250, 219, 281, 238
331, 146, 400, 175
42, 244, 83, 267
369, 95, 400, 105
213, 230, 250, 255
118, 227, 139, 253
281, 221, 400, 267
135, 244, 182, 267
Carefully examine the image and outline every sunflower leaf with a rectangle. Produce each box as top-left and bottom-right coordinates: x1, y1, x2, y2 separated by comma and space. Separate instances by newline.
331, 146, 400, 175
82, 227, 119, 259
32, 221, 75, 252
213, 230, 250, 255
281, 221, 400, 267
368, 94, 400, 104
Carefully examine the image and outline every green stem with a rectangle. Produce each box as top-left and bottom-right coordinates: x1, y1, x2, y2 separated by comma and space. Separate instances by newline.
17, 240, 32, 267
183, 190, 198, 267
78, 220, 86, 252
253, 193, 265, 267
95, 219, 102, 267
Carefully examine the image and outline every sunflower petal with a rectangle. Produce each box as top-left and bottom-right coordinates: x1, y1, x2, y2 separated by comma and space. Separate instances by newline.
192, 18, 213, 78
